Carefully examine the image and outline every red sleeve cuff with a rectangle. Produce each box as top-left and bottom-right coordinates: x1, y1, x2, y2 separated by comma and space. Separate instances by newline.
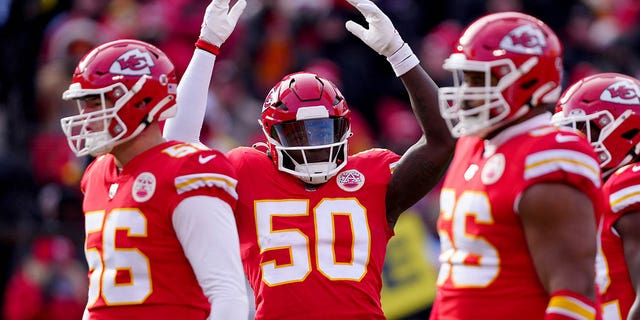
195, 39, 220, 56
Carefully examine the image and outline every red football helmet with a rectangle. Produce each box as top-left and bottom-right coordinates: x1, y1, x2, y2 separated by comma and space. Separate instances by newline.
260, 72, 351, 184
552, 73, 640, 176
438, 11, 563, 137
60, 39, 177, 156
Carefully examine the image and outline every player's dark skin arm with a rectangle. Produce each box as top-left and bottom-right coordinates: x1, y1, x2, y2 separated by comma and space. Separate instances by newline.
520, 183, 597, 300
614, 210, 640, 320
385, 65, 456, 229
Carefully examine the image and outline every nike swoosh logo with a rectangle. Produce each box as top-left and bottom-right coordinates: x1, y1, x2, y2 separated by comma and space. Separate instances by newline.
198, 154, 217, 164
555, 134, 581, 143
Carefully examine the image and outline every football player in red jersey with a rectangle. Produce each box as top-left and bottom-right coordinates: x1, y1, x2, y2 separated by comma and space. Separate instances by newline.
553, 73, 640, 320
59, 30, 249, 320
431, 12, 604, 320
163, 0, 455, 319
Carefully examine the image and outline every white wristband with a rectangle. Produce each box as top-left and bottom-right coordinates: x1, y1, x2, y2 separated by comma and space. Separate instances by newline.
387, 43, 420, 77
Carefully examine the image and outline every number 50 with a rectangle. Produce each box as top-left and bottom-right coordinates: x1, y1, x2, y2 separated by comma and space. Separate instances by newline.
255, 199, 372, 286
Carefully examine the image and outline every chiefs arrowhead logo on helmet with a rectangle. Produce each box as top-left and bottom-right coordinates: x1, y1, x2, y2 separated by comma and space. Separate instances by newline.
110, 49, 156, 75
601, 80, 640, 105
500, 25, 547, 55
553, 73, 640, 175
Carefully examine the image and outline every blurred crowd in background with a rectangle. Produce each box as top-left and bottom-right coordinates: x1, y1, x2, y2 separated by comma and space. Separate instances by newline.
0, 0, 638, 319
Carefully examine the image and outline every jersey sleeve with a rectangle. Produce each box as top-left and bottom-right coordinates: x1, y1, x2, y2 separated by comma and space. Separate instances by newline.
171, 147, 239, 210
352, 148, 401, 176
518, 131, 602, 206
605, 165, 640, 217
172, 196, 249, 320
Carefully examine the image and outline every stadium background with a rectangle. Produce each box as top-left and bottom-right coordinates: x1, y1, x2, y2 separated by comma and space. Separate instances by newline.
0, 0, 638, 319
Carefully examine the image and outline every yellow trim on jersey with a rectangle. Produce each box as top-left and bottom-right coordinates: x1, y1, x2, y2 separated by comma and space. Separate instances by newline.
547, 294, 595, 319
174, 173, 238, 199
524, 149, 601, 188
609, 184, 640, 213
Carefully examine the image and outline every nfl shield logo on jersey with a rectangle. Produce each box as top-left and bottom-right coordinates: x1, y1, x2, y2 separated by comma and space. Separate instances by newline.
481, 154, 505, 185
132, 172, 156, 202
337, 169, 365, 192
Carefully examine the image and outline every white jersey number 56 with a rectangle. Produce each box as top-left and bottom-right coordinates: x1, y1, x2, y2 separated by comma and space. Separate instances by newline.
85, 209, 151, 306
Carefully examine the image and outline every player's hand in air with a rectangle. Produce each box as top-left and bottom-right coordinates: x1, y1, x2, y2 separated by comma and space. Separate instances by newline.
199, 0, 247, 48
345, 0, 418, 76
345, 0, 402, 57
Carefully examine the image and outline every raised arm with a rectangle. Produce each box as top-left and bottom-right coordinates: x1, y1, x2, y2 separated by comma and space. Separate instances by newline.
345, 0, 455, 228
163, 0, 246, 143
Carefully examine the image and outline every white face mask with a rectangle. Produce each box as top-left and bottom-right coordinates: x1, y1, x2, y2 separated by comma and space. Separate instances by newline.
438, 54, 542, 137
263, 116, 351, 184
60, 83, 130, 157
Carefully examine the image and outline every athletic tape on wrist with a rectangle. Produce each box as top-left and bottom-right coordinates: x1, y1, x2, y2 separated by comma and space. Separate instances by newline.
386, 43, 419, 77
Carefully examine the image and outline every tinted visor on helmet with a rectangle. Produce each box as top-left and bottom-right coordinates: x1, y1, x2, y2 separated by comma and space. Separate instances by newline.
271, 117, 349, 148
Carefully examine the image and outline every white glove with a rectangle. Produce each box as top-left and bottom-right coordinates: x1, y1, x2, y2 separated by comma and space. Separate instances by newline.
199, 0, 247, 47
345, 0, 402, 57
345, 0, 419, 76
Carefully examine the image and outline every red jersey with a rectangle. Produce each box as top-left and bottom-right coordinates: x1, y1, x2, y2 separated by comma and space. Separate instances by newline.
226, 147, 399, 320
81, 141, 238, 320
432, 121, 602, 319
596, 164, 638, 319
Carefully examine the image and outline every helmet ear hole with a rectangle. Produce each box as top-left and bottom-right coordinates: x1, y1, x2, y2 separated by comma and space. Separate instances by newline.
274, 101, 286, 111
622, 128, 640, 140
521, 78, 538, 90
135, 97, 152, 109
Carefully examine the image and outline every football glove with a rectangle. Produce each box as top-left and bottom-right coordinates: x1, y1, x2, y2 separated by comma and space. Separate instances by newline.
345, 0, 418, 76
199, 0, 246, 48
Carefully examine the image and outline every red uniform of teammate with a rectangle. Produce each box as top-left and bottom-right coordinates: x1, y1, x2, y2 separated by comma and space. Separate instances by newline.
554, 73, 640, 320
435, 122, 602, 319
80, 142, 238, 319
229, 147, 398, 319
599, 166, 640, 319
432, 11, 603, 320
59, 38, 248, 320
163, 0, 455, 318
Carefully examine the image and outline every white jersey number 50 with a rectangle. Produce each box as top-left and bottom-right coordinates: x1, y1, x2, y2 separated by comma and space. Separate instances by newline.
255, 199, 371, 286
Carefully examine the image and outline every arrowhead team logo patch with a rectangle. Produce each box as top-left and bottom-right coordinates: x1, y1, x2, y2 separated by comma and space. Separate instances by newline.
337, 169, 365, 192
132, 172, 156, 202
499, 24, 547, 55
600, 80, 640, 105
110, 49, 155, 76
